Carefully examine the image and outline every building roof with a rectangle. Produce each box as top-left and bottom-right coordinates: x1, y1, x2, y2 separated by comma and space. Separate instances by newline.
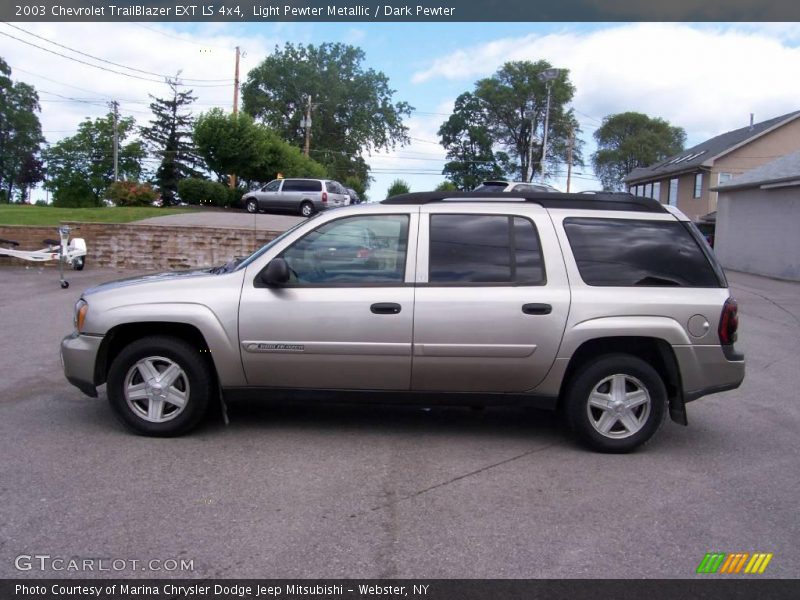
624, 110, 800, 184
712, 149, 800, 191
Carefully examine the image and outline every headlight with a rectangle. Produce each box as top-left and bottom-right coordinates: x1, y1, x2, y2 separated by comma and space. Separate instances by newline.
74, 299, 88, 332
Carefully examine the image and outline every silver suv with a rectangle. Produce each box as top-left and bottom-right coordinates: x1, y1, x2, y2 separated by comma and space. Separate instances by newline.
61, 191, 744, 452
243, 178, 350, 217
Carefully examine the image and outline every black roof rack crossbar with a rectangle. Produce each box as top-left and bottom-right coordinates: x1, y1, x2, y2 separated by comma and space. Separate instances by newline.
380, 191, 668, 213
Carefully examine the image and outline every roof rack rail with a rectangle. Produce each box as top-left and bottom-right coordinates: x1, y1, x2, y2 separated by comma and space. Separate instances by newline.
380, 191, 667, 213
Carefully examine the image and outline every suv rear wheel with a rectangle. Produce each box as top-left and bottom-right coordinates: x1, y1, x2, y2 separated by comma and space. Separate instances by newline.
106, 336, 212, 436
564, 354, 666, 453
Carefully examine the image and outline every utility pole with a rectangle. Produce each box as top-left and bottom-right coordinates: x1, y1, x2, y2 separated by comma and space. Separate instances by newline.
230, 46, 241, 189
566, 126, 574, 193
537, 68, 560, 183
526, 100, 536, 183
232, 46, 240, 115
302, 94, 313, 157
110, 100, 119, 182
540, 83, 552, 182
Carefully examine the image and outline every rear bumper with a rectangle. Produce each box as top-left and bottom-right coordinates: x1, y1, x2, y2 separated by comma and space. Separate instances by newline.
61, 332, 103, 398
673, 344, 745, 403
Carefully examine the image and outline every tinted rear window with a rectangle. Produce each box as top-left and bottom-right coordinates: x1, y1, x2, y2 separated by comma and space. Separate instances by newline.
282, 179, 321, 192
563, 217, 722, 287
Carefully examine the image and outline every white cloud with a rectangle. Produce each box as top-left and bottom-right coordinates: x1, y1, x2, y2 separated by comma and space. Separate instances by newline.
412, 23, 800, 144
0, 22, 277, 143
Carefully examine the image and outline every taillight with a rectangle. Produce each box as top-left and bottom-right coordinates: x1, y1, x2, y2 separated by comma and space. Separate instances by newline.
322, 192, 328, 204
718, 298, 738, 345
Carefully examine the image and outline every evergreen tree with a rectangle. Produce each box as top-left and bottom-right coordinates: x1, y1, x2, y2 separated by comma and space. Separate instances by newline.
141, 78, 202, 205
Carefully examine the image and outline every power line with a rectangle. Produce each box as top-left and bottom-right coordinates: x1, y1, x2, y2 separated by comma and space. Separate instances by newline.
0, 29, 232, 87
131, 23, 235, 52
3, 23, 234, 83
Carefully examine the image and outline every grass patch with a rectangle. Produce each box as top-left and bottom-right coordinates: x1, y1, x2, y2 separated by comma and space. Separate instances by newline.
0, 205, 197, 226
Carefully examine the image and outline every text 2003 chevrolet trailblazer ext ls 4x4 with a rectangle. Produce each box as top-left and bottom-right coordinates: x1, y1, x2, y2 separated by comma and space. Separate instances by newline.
61, 191, 744, 452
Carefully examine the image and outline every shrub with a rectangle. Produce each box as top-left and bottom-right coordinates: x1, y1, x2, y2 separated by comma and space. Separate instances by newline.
177, 178, 231, 207
105, 181, 158, 207
387, 179, 410, 197
435, 181, 458, 192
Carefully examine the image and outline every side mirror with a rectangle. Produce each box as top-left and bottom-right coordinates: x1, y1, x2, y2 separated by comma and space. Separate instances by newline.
260, 258, 290, 286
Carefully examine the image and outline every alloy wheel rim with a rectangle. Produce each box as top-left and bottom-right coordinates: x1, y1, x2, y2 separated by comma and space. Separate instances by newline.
586, 373, 651, 439
124, 356, 189, 423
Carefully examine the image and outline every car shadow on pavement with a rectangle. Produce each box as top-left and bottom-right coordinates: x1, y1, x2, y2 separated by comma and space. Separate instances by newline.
215, 398, 565, 444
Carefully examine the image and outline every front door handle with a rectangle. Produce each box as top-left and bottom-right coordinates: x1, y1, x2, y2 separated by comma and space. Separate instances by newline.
371, 302, 402, 315
522, 303, 552, 315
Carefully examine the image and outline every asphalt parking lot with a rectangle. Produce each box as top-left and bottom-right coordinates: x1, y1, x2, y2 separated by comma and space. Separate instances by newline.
0, 266, 798, 579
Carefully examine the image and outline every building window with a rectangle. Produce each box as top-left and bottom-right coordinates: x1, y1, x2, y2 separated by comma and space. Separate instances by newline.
694, 173, 703, 198
668, 179, 678, 206
653, 182, 661, 202
718, 172, 733, 186
645, 183, 653, 198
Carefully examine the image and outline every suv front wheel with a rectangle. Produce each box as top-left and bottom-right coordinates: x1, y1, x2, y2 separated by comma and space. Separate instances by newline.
564, 354, 666, 453
106, 336, 213, 436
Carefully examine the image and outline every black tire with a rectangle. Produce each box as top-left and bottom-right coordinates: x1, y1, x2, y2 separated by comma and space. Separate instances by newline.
300, 201, 314, 217
106, 336, 213, 437
564, 354, 666, 453
72, 256, 85, 271
245, 198, 258, 214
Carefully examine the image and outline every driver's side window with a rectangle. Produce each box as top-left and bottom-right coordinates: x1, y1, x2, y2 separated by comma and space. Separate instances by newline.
280, 215, 409, 285
261, 180, 281, 192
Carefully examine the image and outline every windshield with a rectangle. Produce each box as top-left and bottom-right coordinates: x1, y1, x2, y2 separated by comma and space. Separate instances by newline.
233, 217, 316, 272
473, 182, 507, 192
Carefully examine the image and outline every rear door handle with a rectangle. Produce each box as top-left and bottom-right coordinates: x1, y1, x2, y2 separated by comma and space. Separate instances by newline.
522, 303, 552, 315
371, 302, 402, 315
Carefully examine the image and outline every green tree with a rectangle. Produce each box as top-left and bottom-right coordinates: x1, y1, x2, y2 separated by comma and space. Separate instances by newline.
45, 113, 144, 207
241, 42, 412, 183
0, 58, 45, 202
439, 92, 505, 190
194, 108, 326, 186
387, 179, 410, 197
465, 60, 581, 182
343, 175, 367, 201
592, 112, 686, 190
141, 78, 202, 205
435, 181, 458, 192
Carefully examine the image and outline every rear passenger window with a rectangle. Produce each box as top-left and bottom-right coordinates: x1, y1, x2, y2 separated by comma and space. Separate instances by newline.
428, 214, 545, 285
283, 180, 321, 192
563, 217, 722, 287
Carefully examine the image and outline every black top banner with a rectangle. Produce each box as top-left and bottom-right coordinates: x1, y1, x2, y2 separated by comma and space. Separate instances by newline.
3, 0, 800, 22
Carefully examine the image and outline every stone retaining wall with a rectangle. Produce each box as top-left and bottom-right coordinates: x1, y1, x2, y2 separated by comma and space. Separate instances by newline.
0, 222, 281, 270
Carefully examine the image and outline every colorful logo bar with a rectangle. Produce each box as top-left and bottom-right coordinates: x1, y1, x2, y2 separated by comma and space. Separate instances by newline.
697, 552, 773, 574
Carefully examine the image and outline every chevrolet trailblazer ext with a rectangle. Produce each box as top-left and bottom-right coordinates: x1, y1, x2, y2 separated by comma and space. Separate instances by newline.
61, 191, 744, 452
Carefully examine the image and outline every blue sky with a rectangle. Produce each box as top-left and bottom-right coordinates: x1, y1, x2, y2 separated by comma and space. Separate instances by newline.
2, 21, 800, 200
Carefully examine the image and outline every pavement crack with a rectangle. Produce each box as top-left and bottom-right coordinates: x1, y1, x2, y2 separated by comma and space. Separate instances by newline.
731, 284, 800, 328
367, 444, 554, 514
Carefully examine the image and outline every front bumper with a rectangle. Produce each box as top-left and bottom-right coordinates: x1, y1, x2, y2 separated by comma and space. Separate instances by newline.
61, 332, 103, 397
